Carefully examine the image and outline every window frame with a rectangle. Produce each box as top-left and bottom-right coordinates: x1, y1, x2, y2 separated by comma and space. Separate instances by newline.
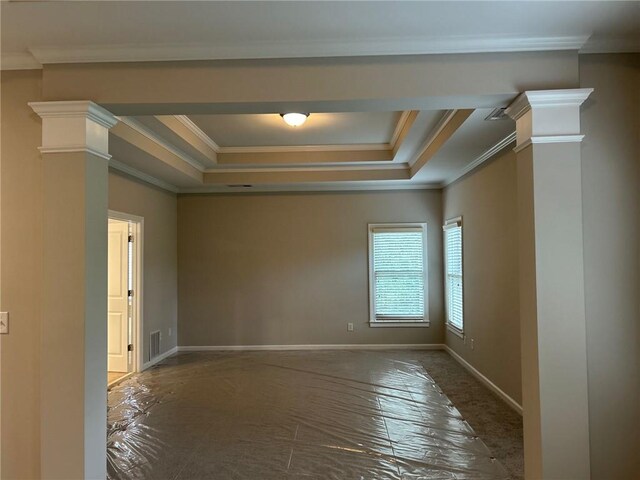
443, 216, 464, 337
367, 223, 429, 328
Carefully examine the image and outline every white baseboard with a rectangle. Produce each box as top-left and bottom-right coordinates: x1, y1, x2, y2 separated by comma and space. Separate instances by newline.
178, 343, 445, 352
142, 346, 178, 370
443, 345, 523, 415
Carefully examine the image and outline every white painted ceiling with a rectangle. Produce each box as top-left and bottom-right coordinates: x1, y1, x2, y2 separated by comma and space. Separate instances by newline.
2, 1, 639, 68
187, 112, 401, 147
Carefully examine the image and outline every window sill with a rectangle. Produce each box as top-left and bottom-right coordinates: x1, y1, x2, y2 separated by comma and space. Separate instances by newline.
370, 321, 430, 328
446, 323, 464, 338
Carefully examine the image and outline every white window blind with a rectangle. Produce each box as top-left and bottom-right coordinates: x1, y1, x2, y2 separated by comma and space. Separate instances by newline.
444, 221, 463, 331
370, 225, 427, 322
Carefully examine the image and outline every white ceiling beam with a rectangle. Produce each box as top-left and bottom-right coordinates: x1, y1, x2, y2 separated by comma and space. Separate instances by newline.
155, 115, 219, 165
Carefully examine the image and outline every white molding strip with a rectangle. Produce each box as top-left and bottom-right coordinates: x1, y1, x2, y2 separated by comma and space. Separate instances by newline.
219, 143, 390, 154
27, 35, 589, 65
409, 110, 457, 168
205, 162, 408, 174
513, 135, 586, 153
142, 346, 178, 371
173, 115, 221, 152
109, 159, 180, 193
389, 111, 412, 149
117, 116, 206, 172
38, 146, 112, 161
444, 345, 523, 415
178, 343, 445, 352
442, 131, 516, 187
0, 52, 41, 70
505, 89, 594, 121
179, 181, 441, 194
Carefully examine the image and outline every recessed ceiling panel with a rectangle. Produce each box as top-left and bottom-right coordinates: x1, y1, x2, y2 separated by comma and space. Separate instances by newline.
412, 109, 515, 184
188, 112, 402, 147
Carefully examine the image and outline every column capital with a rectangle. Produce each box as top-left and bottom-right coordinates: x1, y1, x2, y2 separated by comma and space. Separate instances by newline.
505, 89, 593, 151
29, 100, 118, 160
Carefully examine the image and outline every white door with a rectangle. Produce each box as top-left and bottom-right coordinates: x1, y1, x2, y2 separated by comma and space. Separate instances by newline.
108, 221, 130, 373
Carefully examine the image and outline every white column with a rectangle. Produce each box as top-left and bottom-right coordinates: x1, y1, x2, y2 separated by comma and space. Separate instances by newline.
30, 101, 117, 480
506, 89, 593, 479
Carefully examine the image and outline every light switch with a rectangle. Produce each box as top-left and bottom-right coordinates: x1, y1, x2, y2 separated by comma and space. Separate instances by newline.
347, 322, 354, 332
0, 312, 8, 334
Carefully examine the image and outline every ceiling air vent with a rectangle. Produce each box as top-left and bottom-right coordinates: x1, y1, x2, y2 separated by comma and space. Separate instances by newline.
484, 108, 509, 121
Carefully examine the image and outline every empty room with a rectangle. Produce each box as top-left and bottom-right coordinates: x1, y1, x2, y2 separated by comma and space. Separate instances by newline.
1, 2, 639, 479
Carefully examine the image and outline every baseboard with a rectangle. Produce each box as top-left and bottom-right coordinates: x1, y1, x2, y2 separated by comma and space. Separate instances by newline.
443, 345, 523, 415
142, 345, 178, 370
178, 343, 445, 352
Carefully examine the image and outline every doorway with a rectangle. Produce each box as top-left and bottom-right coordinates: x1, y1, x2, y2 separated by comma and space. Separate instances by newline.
107, 211, 143, 387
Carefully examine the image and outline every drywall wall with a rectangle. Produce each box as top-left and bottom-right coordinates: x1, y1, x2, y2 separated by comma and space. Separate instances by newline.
580, 53, 640, 479
442, 150, 521, 405
0, 69, 43, 479
108, 171, 178, 362
178, 190, 444, 346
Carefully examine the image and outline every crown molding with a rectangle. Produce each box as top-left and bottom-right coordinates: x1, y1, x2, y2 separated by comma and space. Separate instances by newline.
109, 159, 179, 193
179, 181, 441, 195
218, 143, 390, 154
442, 131, 516, 187
580, 36, 640, 54
29, 100, 118, 129
505, 89, 594, 120
116, 116, 206, 172
205, 163, 408, 174
409, 110, 458, 168
27, 35, 589, 65
173, 115, 221, 152
1, 51, 41, 70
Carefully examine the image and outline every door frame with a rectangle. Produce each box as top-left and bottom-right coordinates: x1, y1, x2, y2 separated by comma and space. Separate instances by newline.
108, 210, 144, 373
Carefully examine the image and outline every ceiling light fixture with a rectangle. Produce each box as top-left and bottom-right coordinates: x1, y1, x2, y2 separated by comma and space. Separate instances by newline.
280, 112, 309, 127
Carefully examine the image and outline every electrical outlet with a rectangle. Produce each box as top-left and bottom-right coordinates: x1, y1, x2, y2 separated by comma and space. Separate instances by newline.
470, 338, 474, 350
347, 322, 354, 332
0, 312, 8, 334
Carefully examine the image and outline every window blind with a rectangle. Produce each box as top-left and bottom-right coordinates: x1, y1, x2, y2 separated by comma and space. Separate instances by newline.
372, 229, 425, 320
444, 223, 463, 331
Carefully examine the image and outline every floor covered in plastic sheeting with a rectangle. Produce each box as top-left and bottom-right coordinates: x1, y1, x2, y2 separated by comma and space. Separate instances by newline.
108, 350, 510, 479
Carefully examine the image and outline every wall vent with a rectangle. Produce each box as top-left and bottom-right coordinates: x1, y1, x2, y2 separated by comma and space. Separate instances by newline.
150, 331, 161, 360
484, 108, 509, 121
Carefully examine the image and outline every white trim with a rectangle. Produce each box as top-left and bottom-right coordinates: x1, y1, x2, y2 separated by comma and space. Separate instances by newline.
109, 159, 179, 193
513, 135, 586, 153
205, 163, 408, 174
1, 52, 42, 70
443, 216, 464, 334
369, 321, 430, 328
173, 115, 221, 153
442, 132, 516, 187
107, 372, 134, 389
368, 223, 429, 326
29, 101, 118, 129
116, 116, 206, 172
446, 324, 464, 338
38, 146, 112, 161
179, 181, 441, 194
505, 89, 594, 121
443, 345, 523, 415
178, 344, 444, 352
27, 35, 589, 65
219, 143, 390, 154
142, 346, 178, 370
410, 110, 457, 168
389, 111, 412, 149
108, 210, 144, 374
580, 37, 640, 54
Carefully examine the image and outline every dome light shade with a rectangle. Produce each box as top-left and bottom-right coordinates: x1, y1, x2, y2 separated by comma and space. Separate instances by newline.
280, 112, 309, 127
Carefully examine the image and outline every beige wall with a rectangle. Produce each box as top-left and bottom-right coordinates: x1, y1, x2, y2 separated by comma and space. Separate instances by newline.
178, 190, 444, 346
580, 53, 640, 479
443, 150, 522, 405
0, 69, 43, 479
108, 171, 178, 361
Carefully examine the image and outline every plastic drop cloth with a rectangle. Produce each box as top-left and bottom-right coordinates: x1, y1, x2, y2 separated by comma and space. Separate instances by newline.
107, 350, 509, 479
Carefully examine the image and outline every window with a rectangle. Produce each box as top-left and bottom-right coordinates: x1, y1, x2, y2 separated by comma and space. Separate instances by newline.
368, 223, 429, 327
443, 218, 464, 334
